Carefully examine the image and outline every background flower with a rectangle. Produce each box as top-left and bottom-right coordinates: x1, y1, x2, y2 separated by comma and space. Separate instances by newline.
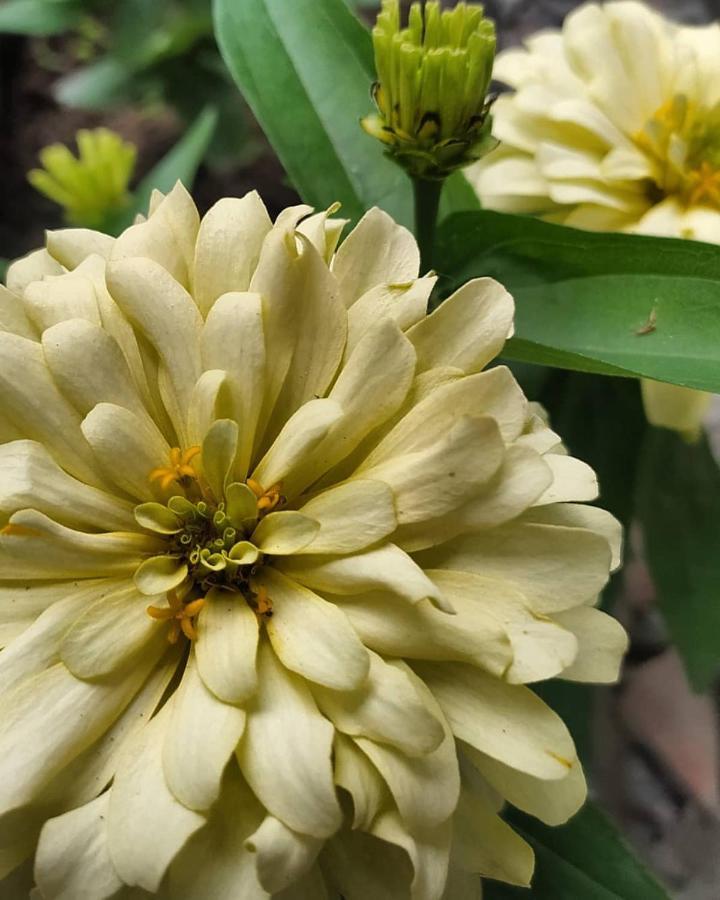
471, 0, 720, 437
0, 185, 626, 898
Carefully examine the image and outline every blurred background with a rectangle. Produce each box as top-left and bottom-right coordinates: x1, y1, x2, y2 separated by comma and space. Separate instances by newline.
0, 1, 719, 897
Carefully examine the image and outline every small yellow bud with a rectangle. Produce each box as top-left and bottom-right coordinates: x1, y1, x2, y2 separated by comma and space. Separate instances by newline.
362, 0, 497, 179
28, 127, 136, 228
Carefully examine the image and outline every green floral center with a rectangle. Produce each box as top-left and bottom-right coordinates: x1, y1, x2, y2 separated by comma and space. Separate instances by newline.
135, 466, 283, 639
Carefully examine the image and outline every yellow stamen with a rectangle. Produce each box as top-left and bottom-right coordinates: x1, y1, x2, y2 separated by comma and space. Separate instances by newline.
149, 446, 201, 491
247, 478, 283, 514
687, 160, 720, 207
146, 589, 205, 643
248, 584, 273, 618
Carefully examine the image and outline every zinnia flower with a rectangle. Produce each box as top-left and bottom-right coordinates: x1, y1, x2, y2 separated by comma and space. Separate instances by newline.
0, 184, 626, 899
472, 0, 717, 437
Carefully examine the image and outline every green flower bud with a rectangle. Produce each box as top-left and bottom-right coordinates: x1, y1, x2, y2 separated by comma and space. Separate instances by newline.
362, 0, 498, 180
28, 128, 136, 228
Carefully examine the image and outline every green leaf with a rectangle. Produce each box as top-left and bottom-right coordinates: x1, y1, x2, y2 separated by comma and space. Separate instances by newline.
636, 428, 720, 691
484, 803, 669, 900
54, 58, 136, 110
214, 0, 412, 226
0, 0, 83, 35
107, 105, 218, 235
437, 210, 720, 393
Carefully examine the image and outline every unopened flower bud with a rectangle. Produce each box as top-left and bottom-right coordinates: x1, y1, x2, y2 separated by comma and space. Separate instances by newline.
28, 127, 136, 228
362, 0, 497, 180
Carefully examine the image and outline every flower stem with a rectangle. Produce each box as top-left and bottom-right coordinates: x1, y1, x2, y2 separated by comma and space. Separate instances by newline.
412, 176, 443, 273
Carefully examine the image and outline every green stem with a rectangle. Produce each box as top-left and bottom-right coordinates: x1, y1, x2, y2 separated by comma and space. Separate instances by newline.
412, 176, 443, 273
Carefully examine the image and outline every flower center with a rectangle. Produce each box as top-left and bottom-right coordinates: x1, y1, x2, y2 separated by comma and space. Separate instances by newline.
137, 447, 284, 641
634, 94, 720, 209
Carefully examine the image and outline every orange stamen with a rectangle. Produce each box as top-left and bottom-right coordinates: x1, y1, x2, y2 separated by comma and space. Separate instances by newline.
146, 589, 205, 643
149, 446, 202, 492
247, 479, 283, 514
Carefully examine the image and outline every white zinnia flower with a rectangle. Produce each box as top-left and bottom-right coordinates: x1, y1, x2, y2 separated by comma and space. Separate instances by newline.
472, 0, 719, 436
0, 184, 626, 899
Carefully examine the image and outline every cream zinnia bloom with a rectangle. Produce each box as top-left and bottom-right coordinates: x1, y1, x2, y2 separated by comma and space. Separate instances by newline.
472, 0, 718, 436
0, 184, 626, 899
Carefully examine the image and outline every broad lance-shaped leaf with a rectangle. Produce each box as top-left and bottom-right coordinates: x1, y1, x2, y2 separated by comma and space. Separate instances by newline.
213, 0, 477, 227
636, 429, 720, 692
483, 802, 669, 900
437, 210, 720, 393
0, 0, 84, 36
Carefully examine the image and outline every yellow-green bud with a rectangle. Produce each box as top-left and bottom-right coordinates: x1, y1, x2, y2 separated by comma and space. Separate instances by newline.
362, 0, 497, 180
28, 128, 136, 228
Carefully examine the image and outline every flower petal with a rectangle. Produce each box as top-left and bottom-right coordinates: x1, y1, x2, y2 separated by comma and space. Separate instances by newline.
60, 582, 162, 679
0, 509, 161, 580
279, 543, 445, 609
201, 292, 266, 477
252, 511, 320, 556
250, 223, 345, 436
5, 248, 62, 293
418, 521, 612, 613
332, 207, 419, 305
260, 568, 369, 691
41, 318, 149, 421
363, 366, 527, 470
237, 641, 342, 838
406, 278, 514, 375
81, 402, 170, 501
245, 815, 322, 895
34, 793, 123, 900
23, 272, 100, 331
371, 809, 452, 900
46, 227, 114, 269
106, 256, 203, 443
416, 661, 576, 780
0, 283, 35, 338
192, 192, 272, 315
313, 650, 444, 756
464, 744, 587, 826
553, 605, 628, 683
296, 479, 397, 555
452, 780, 534, 886
111, 181, 199, 288
165, 766, 267, 900
523, 502, 623, 570
0, 581, 110, 693
201, 418, 239, 499
107, 706, 205, 892
0, 649, 162, 816
0, 440, 135, 531
354, 667, 459, 831
534, 454, 599, 505
337, 589, 511, 678
0, 331, 103, 487
251, 398, 343, 498
344, 277, 434, 359
333, 732, 387, 831
195, 588, 259, 704
163, 652, 246, 811
359, 416, 505, 524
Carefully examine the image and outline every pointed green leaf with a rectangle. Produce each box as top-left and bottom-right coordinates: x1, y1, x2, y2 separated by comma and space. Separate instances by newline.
636, 429, 720, 691
437, 210, 720, 392
484, 803, 669, 900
